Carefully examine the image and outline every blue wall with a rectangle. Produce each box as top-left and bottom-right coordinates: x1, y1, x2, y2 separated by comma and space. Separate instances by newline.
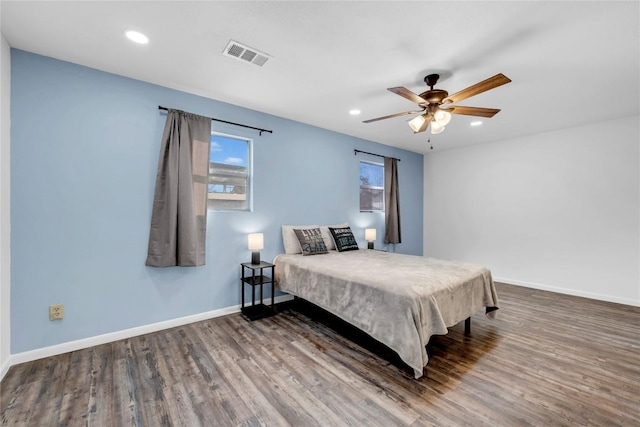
10, 49, 423, 353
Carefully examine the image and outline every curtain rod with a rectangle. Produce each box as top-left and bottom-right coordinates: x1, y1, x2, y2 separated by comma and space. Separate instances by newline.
158, 106, 273, 136
354, 149, 401, 161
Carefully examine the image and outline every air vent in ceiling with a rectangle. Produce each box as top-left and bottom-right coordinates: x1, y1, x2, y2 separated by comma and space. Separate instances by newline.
223, 40, 271, 67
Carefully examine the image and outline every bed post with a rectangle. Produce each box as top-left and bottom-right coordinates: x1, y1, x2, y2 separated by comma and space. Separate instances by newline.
464, 317, 471, 335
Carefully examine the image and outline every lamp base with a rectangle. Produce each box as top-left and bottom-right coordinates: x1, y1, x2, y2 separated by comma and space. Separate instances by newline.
367, 242, 374, 250
251, 251, 261, 265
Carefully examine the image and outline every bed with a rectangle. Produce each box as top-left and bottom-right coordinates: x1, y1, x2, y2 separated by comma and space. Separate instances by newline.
273, 226, 499, 378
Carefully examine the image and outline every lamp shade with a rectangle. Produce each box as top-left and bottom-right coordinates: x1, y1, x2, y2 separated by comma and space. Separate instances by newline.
433, 109, 452, 126
430, 121, 445, 134
408, 114, 427, 132
365, 228, 377, 242
247, 233, 264, 251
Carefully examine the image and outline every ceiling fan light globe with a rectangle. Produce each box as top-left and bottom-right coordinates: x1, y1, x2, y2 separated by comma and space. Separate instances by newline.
408, 114, 427, 132
431, 122, 445, 134
434, 109, 452, 126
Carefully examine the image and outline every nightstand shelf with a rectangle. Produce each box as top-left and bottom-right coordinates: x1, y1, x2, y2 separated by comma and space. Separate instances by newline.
240, 261, 275, 321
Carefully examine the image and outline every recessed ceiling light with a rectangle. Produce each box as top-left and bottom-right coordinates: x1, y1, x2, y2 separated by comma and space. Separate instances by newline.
349, 109, 361, 115
470, 121, 483, 126
125, 30, 149, 45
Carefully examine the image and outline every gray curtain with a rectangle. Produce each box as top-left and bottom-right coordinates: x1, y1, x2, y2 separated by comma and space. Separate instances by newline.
384, 156, 402, 244
146, 109, 211, 267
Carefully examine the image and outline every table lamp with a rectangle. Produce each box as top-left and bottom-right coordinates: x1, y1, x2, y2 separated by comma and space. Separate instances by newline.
365, 228, 376, 250
248, 233, 264, 265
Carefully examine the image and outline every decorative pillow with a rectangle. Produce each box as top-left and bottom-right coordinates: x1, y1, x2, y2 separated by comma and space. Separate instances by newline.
329, 226, 359, 252
294, 228, 328, 256
282, 225, 319, 254
319, 222, 349, 250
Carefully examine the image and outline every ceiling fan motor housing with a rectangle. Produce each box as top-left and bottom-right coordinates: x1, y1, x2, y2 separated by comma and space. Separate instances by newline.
419, 74, 448, 104
418, 89, 449, 104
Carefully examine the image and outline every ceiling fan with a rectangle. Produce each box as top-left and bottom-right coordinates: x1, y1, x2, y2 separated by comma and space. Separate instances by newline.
363, 73, 511, 134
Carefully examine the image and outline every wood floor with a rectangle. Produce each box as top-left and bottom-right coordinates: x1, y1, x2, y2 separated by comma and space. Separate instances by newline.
2, 282, 639, 426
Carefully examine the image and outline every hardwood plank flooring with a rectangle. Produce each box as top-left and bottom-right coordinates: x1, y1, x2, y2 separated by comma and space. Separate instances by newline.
1, 283, 639, 426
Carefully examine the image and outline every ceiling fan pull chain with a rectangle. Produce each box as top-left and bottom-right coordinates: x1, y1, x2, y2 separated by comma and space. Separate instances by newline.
428, 138, 433, 150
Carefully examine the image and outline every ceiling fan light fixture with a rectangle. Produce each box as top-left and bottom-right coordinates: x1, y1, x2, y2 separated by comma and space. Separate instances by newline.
408, 114, 427, 132
433, 109, 452, 126
431, 121, 445, 134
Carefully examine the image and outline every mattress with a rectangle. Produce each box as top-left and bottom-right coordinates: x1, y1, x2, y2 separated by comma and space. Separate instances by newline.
274, 250, 499, 378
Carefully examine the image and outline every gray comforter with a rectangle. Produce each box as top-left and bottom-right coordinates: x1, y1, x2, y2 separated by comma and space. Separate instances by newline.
274, 250, 499, 378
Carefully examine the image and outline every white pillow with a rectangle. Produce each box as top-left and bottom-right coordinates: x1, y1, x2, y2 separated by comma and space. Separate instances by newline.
282, 225, 319, 254
319, 223, 349, 250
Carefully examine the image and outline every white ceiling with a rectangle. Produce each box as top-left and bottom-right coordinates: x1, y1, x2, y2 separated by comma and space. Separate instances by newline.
1, 1, 638, 154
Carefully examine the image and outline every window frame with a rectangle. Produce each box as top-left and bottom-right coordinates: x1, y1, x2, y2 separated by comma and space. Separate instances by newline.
208, 131, 253, 212
359, 160, 385, 212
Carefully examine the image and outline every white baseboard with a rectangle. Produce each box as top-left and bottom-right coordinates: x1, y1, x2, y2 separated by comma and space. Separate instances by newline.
494, 276, 640, 307
0, 358, 11, 382
1, 294, 294, 382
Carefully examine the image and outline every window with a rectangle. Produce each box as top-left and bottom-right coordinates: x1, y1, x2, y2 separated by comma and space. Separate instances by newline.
359, 161, 384, 211
208, 132, 252, 211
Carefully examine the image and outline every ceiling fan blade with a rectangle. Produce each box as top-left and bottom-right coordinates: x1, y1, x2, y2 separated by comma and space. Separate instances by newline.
450, 106, 501, 118
362, 109, 424, 123
387, 87, 427, 105
443, 73, 511, 104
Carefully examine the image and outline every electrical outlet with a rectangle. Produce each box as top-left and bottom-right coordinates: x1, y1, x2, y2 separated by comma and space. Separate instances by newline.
49, 304, 64, 320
